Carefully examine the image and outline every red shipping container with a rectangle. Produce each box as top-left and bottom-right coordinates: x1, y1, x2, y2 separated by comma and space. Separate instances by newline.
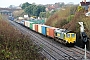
35, 24, 38, 32
49, 27, 59, 38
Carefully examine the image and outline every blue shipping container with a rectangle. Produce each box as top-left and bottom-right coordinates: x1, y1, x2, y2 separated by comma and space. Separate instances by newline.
41, 25, 50, 35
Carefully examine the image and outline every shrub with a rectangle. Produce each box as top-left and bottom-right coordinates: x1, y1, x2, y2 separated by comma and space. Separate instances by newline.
67, 15, 74, 22
0, 15, 46, 60
60, 19, 69, 27
77, 6, 84, 12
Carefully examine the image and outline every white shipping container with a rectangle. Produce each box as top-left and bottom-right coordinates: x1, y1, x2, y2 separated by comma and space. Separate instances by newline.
27, 21, 30, 28
33, 24, 36, 31
38, 24, 42, 33
25, 21, 29, 27
25, 21, 28, 27
25, 21, 30, 28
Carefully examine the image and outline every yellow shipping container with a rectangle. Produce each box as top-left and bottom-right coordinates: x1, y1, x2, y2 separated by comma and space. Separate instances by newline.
46, 27, 49, 36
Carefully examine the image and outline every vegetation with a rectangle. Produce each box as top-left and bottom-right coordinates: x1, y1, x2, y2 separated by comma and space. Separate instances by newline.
21, 2, 46, 17
13, 10, 25, 18
77, 6, 84, 12
45, 5, 90, 50
45, 5, 88, 32
39, 11, 52, 18
39, 12, 46, 18
45, 6, 77, 27
0, 15, 46, 60
21, 2, 31, 9
80, 15, 90, 37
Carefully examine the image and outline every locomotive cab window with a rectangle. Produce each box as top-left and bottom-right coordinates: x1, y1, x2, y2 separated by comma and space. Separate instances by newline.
71, 34, 75, 37
66, 34, 70, 37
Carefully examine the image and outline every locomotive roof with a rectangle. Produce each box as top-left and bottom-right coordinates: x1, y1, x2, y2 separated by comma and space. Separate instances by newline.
55, 29, 74, 33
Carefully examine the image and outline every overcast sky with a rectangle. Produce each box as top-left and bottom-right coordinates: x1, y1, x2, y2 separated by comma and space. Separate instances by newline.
0, 0, 90, 7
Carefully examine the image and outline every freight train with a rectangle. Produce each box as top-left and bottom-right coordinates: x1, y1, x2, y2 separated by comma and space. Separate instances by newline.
8, 16, 14, 21
16, 20, 76, 46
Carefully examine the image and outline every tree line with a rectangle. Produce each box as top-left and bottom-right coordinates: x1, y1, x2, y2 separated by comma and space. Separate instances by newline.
21, 2, 46, 17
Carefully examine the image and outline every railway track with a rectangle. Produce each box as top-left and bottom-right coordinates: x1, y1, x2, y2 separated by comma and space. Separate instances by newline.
73, 46, 90, 58
9, 20, 90, 60
9, 21, 60, 60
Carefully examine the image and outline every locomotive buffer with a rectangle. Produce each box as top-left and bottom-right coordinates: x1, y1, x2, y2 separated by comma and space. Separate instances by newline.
78, 22, 88, 60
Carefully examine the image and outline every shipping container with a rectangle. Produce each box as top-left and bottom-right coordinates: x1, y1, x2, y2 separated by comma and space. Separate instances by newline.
38, 24, 42, 33
20, 20, 25, 25
41, 25, 50, 35
25, 21, 29, 27
8, 16, 14, 21
30, 22, 35, 29
27, 21, 30, 28
48, 27, 59, 38
46, 27, 50, 36
24, 21, 26, 27
35, 24, 38, 32
33, 24, 36, 31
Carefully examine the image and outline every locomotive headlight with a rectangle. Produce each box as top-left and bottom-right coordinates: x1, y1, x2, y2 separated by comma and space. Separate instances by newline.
65, 40, 68, 43
66, 40, 68, 42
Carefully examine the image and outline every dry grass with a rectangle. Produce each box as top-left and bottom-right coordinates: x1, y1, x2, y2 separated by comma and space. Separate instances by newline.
0, 15, 46, 60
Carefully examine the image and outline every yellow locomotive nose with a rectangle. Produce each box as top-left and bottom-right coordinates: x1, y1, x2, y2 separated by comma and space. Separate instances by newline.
65, 33, 76, 44
68, 38, 76, 43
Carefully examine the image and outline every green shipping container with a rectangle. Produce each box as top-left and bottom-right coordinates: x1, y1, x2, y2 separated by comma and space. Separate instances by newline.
30, 22, 35, 29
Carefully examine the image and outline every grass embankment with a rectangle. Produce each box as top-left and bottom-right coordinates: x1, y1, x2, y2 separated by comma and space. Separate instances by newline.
0, 15, 46, 60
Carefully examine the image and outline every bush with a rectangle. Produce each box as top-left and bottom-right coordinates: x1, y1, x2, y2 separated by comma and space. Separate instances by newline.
77, 6, 84, 12
60, 19, 69, 27
67, 15, 74, 22
0, 16, 46, 60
